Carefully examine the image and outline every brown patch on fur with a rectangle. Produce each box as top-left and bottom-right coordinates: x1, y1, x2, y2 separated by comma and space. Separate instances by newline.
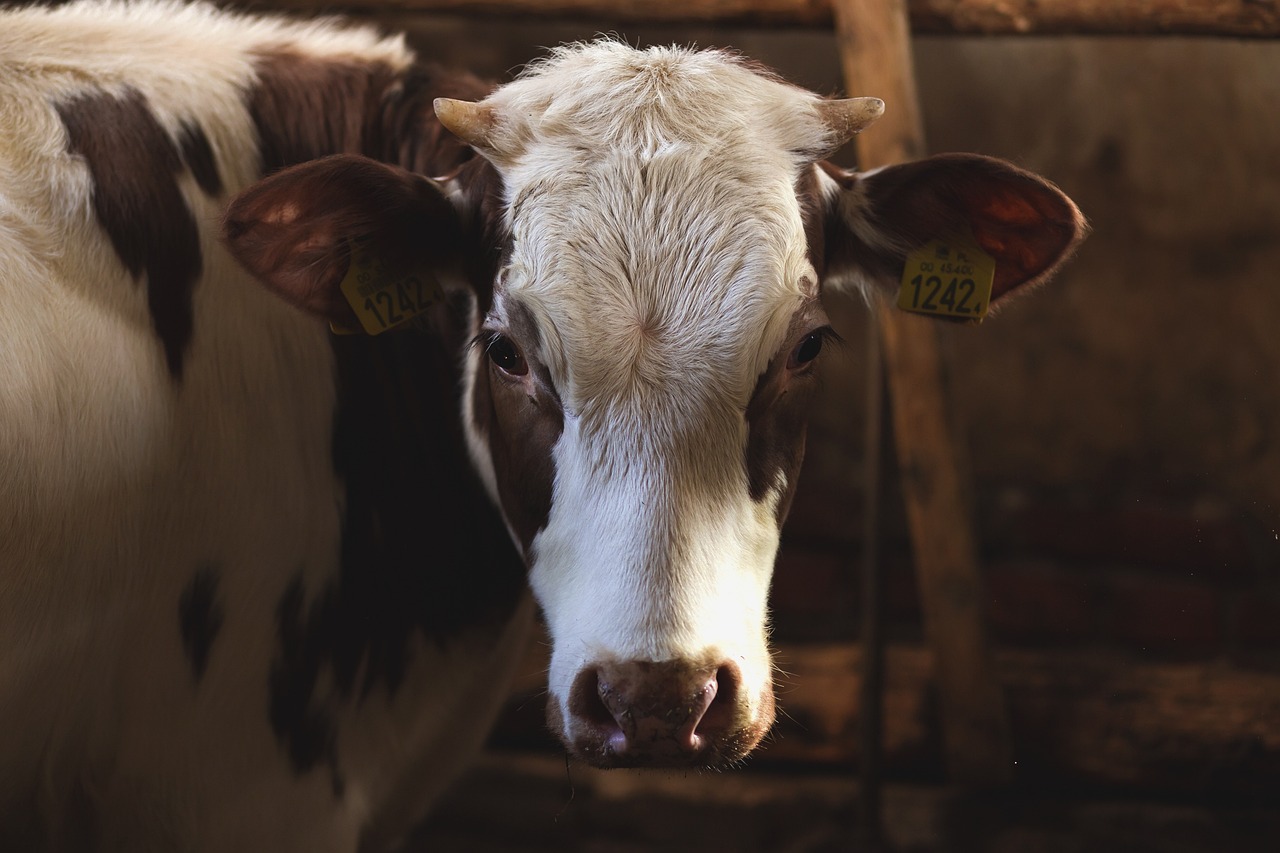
451, 156, 510, 313
745, 376, 810, 518
248, 51, 397, 173
325, 302, 527, 655
58, 87, 202, 378
385, 66, 496, 174
263, 293, 528, 779
797, 163, 828, 278
247, 50, 492, 176
243, 50, 510, 307
744, 338, 819, 518
470, 300, 563, 555
178, 121, 223, 197
217, 46, 532, 784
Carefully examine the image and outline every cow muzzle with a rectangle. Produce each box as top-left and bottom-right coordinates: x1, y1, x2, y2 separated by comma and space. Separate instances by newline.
552, 658, 775, 768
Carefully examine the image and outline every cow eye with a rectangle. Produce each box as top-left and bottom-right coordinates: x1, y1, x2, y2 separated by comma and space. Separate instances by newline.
787, 330, 827, 370
486, 334, 528, 376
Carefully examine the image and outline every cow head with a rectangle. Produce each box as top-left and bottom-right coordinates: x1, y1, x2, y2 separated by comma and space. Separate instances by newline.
224, 42, 1084, 770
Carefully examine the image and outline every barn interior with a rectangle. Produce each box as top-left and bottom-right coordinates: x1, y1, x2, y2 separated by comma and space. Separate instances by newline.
251, 2, 1277, 849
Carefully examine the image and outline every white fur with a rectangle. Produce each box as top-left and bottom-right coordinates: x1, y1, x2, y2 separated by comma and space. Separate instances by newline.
463, 42, 833, 732
1, 3, 528, 851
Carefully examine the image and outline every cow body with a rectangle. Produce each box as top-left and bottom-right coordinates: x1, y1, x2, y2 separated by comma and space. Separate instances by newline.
1, 2, 1085, 850
1, 3, 529, 850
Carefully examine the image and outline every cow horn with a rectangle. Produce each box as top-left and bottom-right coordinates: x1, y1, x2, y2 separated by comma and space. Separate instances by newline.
816, 97, 885, 144
434, 98, 499, 150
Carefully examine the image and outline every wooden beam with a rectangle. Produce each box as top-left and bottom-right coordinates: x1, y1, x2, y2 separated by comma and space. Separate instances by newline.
833, 0, 1014, 786
255, 0, 1280, 38
772, 644, 1280, 800
426, 751, 1280, 851
911, 0, 1280, 38
495, 641, 1280, 798
876, 314, 1019, 786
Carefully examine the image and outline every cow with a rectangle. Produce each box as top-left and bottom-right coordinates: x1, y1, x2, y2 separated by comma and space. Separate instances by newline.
0, 1, 1085, 849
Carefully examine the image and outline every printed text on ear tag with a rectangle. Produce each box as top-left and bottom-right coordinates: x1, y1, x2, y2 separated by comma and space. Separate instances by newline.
896, 236, 996, 323
338, 240, 443, 335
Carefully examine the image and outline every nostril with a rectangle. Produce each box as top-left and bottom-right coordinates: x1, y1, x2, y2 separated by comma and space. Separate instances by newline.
568, 666, 627, 751
569, 667, 615, 726
677, 674, 718, 751
693, 661, 742, 743
717, 660, 743, 704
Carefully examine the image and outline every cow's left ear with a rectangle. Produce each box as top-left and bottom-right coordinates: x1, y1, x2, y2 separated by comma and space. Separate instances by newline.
818, 153, 1086, 307
223, 154, 463, 323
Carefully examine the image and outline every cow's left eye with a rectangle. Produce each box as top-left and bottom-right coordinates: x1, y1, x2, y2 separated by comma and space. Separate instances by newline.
486, 334, 528, 376
787, 330, 828, 370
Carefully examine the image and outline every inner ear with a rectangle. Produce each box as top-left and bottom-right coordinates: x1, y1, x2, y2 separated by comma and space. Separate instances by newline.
964, 179, 1083, 299
223, 154, 462, 321
826, 153, 1086, 304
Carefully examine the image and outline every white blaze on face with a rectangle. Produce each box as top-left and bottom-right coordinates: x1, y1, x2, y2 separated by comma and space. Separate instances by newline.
510, 168, 811, 722
466, 42, 841, 743
531, 410, 785, 716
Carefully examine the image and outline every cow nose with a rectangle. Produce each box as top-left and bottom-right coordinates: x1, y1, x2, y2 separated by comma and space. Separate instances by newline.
567, 659, 743, 765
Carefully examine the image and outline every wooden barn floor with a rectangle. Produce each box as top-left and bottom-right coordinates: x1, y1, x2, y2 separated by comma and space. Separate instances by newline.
411, 751, 1280, 852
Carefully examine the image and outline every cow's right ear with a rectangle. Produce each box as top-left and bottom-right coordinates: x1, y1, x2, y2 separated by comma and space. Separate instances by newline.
223, 154, 463, 323
818, 154, 1086, 310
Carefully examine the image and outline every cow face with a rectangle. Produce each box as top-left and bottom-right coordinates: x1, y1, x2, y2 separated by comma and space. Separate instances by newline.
225, 42, 1084, 770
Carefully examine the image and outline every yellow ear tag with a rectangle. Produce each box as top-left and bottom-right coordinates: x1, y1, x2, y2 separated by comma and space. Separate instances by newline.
333, 240, 443, 336
896, 235, 996, 323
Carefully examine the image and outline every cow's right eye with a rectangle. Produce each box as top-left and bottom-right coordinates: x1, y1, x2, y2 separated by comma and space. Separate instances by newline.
787, 327, 837, 371
486, 334, 528, 376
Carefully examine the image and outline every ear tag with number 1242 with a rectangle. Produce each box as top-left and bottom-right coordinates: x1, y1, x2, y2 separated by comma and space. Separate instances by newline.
896, 235, 996, 323
332, 240, 443, 336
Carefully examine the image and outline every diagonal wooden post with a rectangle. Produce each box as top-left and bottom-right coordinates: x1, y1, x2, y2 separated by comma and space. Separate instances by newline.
831, 0, 1015, 790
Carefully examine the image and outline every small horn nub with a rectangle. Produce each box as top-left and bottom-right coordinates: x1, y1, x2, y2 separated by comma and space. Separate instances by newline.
434, 98, 498, 150
816, 97, 885, 145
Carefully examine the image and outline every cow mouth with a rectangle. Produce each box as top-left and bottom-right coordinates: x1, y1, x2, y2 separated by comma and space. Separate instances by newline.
567, 724, 771, 770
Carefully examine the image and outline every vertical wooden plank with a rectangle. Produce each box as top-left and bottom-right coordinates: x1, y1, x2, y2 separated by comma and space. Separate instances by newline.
834, 0, 926, 163
876, 311, 1014, 784
830, 0, 1015, 785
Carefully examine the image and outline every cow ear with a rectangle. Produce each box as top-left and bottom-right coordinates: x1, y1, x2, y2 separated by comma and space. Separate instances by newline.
820, 153, 1086, 308
223, 154, 462, 323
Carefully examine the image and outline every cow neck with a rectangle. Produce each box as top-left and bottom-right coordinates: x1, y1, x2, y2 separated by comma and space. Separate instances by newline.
251, 52, 526, 768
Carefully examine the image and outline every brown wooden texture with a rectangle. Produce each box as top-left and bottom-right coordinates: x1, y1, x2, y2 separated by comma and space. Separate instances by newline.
875, 314, 1016, 785
499, 640, 1280, 797
833, 0, 1014, 785
768, 644, 1280, 785
255, 0, 1280, 37
423, 751, 1280, 851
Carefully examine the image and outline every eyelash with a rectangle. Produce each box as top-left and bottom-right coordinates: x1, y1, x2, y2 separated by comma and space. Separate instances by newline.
787, 326, 841, 370
473, 331, 529, 376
